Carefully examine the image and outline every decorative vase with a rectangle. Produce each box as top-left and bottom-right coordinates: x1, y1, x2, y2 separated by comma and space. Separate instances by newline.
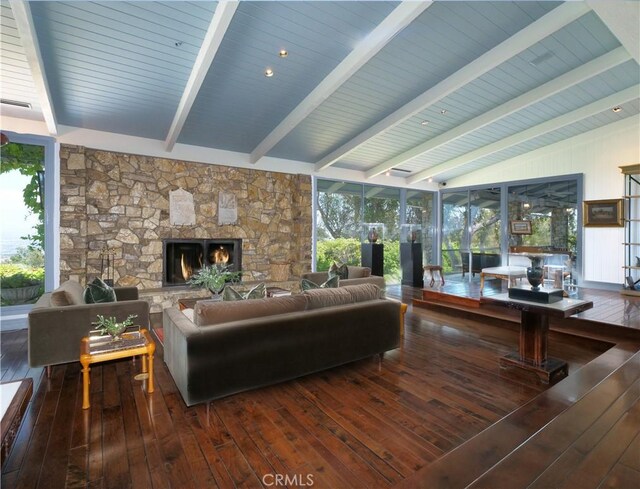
526, 255, 544, 290
105, 322, 127, 341
368, 228, 379, 243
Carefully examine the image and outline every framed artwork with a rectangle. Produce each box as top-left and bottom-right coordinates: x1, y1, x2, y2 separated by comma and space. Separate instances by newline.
583, 199, 624, 227
510, 220, 532, 235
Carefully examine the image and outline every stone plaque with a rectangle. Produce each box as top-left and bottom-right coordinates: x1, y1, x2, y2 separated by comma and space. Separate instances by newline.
218, 191, 237, 225
169, 188, 195, 226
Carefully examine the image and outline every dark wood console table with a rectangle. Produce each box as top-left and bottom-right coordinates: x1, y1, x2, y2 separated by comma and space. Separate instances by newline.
486, 293, 593, 384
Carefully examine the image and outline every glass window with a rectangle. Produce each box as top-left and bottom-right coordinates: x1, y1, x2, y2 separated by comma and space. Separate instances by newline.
406, 191, 435, 265
441, 191, 469, 275
470, 187, 501, 254
314, 178, 436, 284
0, 142, 46, 308
364, 185, 401, 283
315, 180, 363, 271
507, 180, 578, 257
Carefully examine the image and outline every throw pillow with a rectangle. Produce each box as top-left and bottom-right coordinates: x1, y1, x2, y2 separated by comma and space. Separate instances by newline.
83, 277, 117, 304
50, 280, 86, 306
328, 262, 348, 280
223, 282, 267, 301
300, 274, 339, 291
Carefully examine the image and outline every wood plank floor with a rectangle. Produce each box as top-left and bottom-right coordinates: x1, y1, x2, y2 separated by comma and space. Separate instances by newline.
1, 298, 618, 489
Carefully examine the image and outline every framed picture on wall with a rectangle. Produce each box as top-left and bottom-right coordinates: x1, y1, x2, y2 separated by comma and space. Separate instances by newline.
583, 199, 624, 227
510, 220, 532, 235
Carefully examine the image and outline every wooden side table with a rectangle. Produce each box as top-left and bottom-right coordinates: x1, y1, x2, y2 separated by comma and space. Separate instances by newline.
80, 329, 155, 409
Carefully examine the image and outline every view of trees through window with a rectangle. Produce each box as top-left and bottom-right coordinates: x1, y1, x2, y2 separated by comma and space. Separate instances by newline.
0, 142, 46, 307
315, 179, 434, 284
441, 178, 579, 278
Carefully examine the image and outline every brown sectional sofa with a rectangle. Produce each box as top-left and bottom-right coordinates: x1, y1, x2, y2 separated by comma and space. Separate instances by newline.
301, 265, 385, 289
28, 280, 150, 368
163, 284, 401, 406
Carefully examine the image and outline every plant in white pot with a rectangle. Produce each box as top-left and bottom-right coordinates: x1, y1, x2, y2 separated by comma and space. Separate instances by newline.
187, 264, 241, 297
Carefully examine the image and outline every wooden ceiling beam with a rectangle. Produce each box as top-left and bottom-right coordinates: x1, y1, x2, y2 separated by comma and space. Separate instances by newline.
314, 2, 590, 172
248, 1, 432, 164
407, 84, 640, 184
9, 0, 57, 135
164, 1, 238, 151
365, 47, 630, 178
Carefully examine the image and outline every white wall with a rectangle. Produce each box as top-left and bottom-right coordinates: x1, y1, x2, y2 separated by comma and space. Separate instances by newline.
448, 117, 640, 285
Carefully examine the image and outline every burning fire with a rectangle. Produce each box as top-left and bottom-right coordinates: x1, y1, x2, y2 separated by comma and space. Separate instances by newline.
180, 253, 193, 281
212, 246, 230, 264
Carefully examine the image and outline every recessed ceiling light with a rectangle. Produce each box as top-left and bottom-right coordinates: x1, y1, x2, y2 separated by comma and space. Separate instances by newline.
612, 106, 622, 113
264, 68, 274, 77
440, 109, 447, 115
428, 177, 433, 183
385, 170, 391, 176
420, 120, 429, 126
523, 202, 531, 209
279, 49, 288, 58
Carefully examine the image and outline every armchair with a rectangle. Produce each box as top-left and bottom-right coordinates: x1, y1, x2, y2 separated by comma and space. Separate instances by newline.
28, 280, 149, 369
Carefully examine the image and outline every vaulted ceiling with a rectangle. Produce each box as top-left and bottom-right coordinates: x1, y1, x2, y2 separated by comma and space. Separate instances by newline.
1, 1, 638, 185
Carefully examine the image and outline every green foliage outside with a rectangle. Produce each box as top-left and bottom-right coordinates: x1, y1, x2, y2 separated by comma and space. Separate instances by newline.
316, 238, 401, 283
6, 246, 45, 268
0, 142, 45, 250
0, 264, 44, 287
0, 264, 45, 305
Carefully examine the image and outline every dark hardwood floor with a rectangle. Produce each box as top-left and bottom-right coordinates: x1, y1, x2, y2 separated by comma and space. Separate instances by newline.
1, 289, 637, 488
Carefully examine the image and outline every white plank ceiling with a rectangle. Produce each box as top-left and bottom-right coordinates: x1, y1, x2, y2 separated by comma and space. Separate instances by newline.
1, 1, 638, 184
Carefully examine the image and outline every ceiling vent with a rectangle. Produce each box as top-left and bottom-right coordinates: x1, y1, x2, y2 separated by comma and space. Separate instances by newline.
529, 51, 555, 67
1, 99, 32, 109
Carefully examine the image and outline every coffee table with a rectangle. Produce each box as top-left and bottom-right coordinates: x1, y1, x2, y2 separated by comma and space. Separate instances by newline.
80, 329, 155, 409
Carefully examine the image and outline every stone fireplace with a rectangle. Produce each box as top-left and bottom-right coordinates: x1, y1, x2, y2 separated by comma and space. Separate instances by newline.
163, 238, 242, 286
58, 145, 312, 311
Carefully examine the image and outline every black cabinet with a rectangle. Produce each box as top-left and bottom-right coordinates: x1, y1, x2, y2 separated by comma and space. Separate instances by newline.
361, 243, 384, 276
401, 243, 423, 287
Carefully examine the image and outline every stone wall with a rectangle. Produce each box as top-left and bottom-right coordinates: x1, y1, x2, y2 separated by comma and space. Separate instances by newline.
59, 145, 312, 291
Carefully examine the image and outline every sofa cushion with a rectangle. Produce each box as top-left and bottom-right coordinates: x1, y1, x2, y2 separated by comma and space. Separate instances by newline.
348, 266, 371, 279
50, 280, 86, 307
329, 262, 348, 280
304, 283, 381, 310
222, 282, 266, 301
300, 274, 339, 291
83, 277, 117, 304
194, 294, 309, 327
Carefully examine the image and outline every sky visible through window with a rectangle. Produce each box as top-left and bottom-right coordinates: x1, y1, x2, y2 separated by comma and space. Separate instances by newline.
0, 170, 39, 261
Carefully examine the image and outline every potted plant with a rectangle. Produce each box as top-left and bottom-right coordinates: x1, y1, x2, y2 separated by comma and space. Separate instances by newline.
0, 264, 44, 305
187, 264, 241, 297
93, 314, 138, 340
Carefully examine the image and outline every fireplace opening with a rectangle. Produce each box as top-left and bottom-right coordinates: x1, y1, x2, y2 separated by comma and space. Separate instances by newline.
163, 239, 242, 287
